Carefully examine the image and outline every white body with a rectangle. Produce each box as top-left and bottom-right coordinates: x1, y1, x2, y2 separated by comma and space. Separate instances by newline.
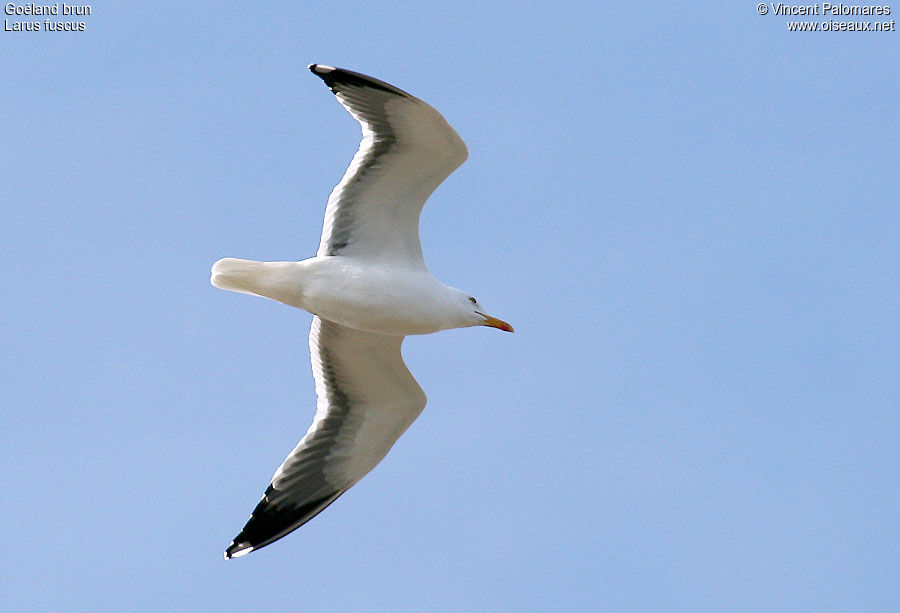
212, 256, 474, 335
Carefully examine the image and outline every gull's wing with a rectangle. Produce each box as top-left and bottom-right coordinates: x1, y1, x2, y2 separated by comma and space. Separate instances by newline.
225, 317, 426, 558
309, 64, 468, 267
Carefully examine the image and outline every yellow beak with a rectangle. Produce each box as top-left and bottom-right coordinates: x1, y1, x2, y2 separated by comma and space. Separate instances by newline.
479, 313, 514, 333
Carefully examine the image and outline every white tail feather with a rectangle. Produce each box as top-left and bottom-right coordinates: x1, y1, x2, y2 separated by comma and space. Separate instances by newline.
210, 258, 270, 296
210, 258, 304, 307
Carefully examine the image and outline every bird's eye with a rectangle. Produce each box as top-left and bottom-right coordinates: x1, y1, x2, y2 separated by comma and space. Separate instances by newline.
468, 296, 477, 304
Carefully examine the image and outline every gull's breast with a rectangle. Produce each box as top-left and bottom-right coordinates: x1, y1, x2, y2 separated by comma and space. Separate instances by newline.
299, 257, 451, 336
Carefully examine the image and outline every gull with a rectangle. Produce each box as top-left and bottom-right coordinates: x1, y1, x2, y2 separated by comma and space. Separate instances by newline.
211, 64, 513, 559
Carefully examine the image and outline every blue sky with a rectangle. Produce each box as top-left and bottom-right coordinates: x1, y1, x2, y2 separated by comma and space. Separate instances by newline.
2, 2, 898, 611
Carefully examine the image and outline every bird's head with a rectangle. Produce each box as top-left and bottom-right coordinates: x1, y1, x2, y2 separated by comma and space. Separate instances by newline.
457, 292, 514, 333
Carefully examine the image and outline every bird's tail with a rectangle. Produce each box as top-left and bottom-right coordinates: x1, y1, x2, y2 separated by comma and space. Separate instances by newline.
211, 257, 306, 308
210, 258, 271, 296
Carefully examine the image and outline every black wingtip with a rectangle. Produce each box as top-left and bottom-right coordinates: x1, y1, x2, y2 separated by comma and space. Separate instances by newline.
222, 489, 346, 559
307, 63, 412, 98
308, 63, 334, 75
224, 539, 253, 560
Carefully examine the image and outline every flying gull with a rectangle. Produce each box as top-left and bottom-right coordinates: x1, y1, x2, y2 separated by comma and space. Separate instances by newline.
211, 64, 513, 558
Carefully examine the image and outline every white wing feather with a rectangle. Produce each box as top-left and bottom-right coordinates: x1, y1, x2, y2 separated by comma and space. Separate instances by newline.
311, 64, 468, 267
224, 318, 426, 558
